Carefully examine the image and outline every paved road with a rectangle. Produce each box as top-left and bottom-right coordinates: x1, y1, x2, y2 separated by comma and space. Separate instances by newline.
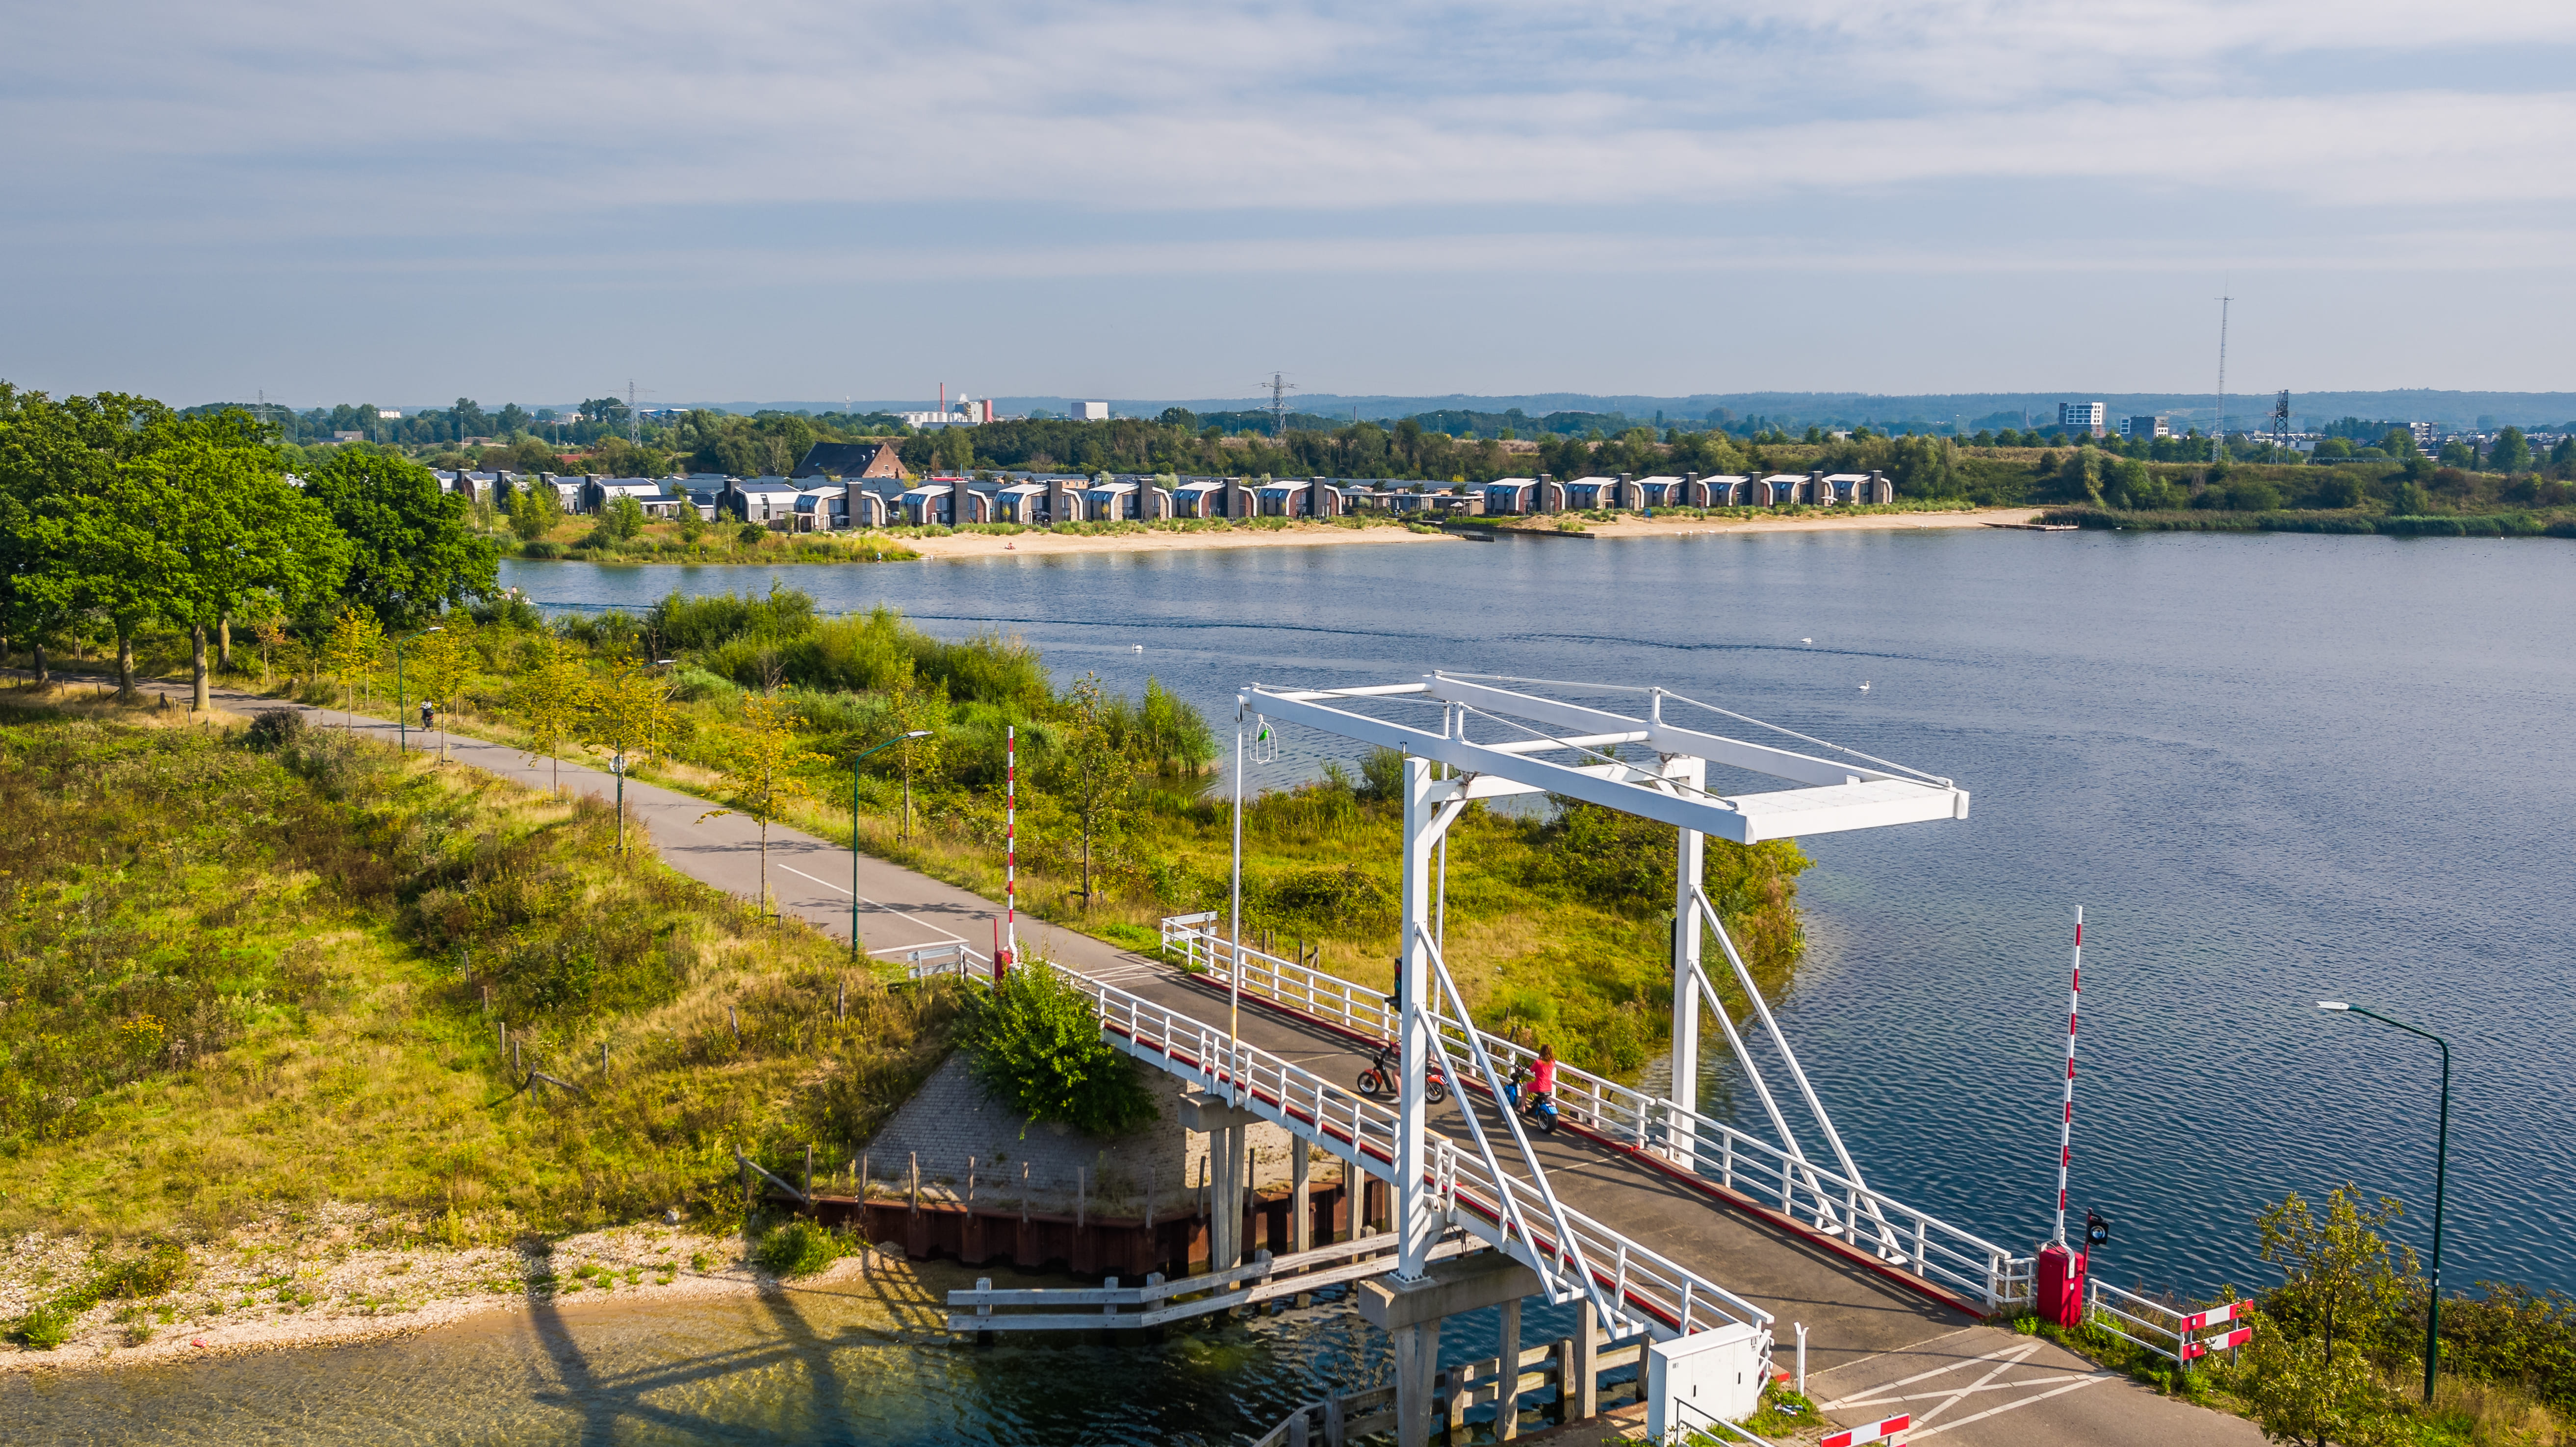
77, 677, 2259, 1446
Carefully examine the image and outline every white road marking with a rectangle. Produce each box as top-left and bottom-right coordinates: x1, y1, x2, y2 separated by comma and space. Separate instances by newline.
774, 863, 971, 944
1821, 1344, 2043, 1409
1824, 1339, 2118, 1443
1906, 1373, 2111, 1438
1907, 1345, 2040, 1428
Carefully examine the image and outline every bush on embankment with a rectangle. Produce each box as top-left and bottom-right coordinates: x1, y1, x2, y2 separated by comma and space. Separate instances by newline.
2041, 507, 2576, 537
0, 691, 960, 1244
961, 963, 1159, 1138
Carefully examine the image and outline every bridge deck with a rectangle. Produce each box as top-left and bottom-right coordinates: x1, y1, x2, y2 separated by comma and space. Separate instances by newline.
149, 678, 2259, 1446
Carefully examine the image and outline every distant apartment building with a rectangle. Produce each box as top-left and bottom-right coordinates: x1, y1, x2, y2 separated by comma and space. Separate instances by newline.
2124, 414, 2169, 440
377, 409, 402, 419
1075, 401, 1110, 421
2058, 401, 2106, 436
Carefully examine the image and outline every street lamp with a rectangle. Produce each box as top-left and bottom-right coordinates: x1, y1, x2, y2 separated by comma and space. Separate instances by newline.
2318, 1000, 2451, 1404
848, 730, 931, 963
392, 627, 443, 752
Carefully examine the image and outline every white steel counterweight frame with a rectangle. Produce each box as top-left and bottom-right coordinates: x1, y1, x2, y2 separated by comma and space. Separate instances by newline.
1241, 675, 1973, 1296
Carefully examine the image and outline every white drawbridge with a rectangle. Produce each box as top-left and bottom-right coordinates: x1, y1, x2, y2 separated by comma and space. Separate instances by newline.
1221, 673, 1979, 1320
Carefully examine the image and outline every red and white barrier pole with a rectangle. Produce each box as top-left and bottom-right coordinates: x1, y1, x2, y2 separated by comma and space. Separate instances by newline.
1822, 1414, 1909, 1447
2054, 905, 2082, 1246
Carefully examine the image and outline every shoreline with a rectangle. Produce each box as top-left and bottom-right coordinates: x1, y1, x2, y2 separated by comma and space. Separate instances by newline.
504, 507, 2047, 568
1505, 507, 2040, 539
0, 1207, 929, 1375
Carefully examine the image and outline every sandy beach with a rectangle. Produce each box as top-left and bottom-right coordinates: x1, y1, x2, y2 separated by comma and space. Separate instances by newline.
0, 1205, 955, 1373
894, 508, 2041, 560
898, 519, 1447, 558
1529, 507, 2042, 539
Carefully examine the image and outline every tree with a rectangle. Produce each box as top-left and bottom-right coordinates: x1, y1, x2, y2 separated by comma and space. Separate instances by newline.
508, 483, 561, 542
675, 497, 707, 546
2488, 426, 2532, 474
932, 426, 975, 474
603, 493, 646, 542
2239, 1186, 2419, 1447
1053, 673, 1138, 909
2380, 428, 2419, 458
578, 652, 677, 766
322, 606, 384, 728
301, 450, 499, 626
512, 635, 592, 794
405, 625, 478, 762
0, 387, 161, 685
140, 428, 347, 711
699, 691, 822, 916
2551, 435, 2576, 477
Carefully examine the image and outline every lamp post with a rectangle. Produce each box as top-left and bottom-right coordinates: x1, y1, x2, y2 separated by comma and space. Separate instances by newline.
849, 730, 931, 963
2318, 1000, 2451, 1403
391, 627, 442, 752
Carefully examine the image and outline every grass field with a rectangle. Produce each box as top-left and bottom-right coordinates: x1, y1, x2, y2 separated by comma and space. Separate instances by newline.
0, 689, 959, 1249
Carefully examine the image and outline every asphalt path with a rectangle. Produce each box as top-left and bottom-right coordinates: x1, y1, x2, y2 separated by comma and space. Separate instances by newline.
52, 675, 2261, 1446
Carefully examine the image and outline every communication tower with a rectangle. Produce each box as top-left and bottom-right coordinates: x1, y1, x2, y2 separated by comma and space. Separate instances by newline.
2270, 390, 2292, 455
2213, 291, 2232, 454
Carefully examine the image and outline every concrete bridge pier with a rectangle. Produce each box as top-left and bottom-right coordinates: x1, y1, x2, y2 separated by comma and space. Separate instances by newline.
1361, 1252, 1543, 1447
1180, 1089, 1263, 1272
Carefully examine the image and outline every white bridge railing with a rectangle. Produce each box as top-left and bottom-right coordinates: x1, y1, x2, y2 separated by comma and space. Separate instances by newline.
906, 934, 1765, 1342
1159, 915, 2035, 1310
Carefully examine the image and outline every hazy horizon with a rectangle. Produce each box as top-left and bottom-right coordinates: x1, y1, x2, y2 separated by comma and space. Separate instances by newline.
6, 1, 2572, 404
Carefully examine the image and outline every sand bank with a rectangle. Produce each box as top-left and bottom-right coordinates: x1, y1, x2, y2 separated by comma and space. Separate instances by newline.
893, 508, 2043, 561
0, 1205, 952, 1373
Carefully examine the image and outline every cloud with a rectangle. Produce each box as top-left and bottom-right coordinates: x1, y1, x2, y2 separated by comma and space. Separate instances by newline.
8, 0, 2573, 229
3, 0, 2572, 395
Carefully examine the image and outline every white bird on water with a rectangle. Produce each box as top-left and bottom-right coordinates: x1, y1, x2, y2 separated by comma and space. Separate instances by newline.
1858, 681, 1872, 693
1801, 637, 1813, 645
1132, 644, 1144, 653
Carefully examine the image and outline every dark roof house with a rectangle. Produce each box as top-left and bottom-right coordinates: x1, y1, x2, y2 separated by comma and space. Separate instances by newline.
795, 441, 908, 481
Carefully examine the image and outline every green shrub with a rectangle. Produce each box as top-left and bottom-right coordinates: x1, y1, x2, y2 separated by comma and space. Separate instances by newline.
520, 540, 564, 559
13, 1303, 74, 1350
245, 708, 307, 750
963, 965, 1159, 1137
755, 1219, 841, 1277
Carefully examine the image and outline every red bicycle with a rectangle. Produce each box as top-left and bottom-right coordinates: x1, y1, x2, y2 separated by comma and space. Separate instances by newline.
1355, 1041, 1447, 1103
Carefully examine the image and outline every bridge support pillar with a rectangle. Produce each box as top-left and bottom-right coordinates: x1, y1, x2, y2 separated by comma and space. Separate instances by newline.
1181, 1091, 1262, 1273
1666, 751, 1706, 1172
1292, 1146, 1313, 1254
1362, 1251, 1543, 1447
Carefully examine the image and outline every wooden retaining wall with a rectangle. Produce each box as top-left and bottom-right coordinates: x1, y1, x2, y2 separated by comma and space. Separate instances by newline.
794, 1177, 1369, 1278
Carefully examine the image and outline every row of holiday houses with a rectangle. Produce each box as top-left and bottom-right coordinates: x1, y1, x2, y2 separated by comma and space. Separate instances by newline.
433, 441, 1896, 533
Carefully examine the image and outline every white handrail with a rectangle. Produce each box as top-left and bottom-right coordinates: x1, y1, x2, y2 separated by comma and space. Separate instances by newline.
1158, 916, 2035, 1308
1064, 951, 1767, 1341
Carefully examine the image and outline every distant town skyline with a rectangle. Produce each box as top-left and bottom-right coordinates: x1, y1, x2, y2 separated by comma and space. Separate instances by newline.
5, 1, 2572, 402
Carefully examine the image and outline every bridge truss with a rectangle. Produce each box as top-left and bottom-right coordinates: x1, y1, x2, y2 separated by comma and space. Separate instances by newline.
1226, 673, 1999, 1319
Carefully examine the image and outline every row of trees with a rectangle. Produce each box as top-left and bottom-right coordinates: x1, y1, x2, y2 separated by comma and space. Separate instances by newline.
0, 386, 499, 708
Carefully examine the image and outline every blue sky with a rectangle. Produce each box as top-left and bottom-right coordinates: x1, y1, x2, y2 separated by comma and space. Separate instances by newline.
5, 0, 2573, 407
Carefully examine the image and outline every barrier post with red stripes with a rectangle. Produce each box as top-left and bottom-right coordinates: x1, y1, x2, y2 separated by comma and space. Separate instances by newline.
2054, 905, 2082, 1246
1822, 1413, 1909, 1447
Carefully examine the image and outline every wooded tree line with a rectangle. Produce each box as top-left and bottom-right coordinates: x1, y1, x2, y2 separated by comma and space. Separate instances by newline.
0, 386, 498, 706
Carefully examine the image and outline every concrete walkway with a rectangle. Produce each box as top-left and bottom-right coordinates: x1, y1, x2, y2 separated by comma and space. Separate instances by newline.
59, 674, 2261, 1447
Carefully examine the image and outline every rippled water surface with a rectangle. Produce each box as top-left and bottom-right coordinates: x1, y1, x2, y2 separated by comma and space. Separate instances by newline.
13, 529, 2563, 1443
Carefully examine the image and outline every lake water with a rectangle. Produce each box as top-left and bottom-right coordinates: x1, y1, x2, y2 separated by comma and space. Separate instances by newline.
14, 529, 2566, 1443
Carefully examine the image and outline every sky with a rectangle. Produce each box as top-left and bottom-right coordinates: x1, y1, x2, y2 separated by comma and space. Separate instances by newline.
5, 0, 2574, 408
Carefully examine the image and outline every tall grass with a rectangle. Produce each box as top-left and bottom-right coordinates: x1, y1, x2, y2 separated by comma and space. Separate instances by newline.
0, 692, 959, 1243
